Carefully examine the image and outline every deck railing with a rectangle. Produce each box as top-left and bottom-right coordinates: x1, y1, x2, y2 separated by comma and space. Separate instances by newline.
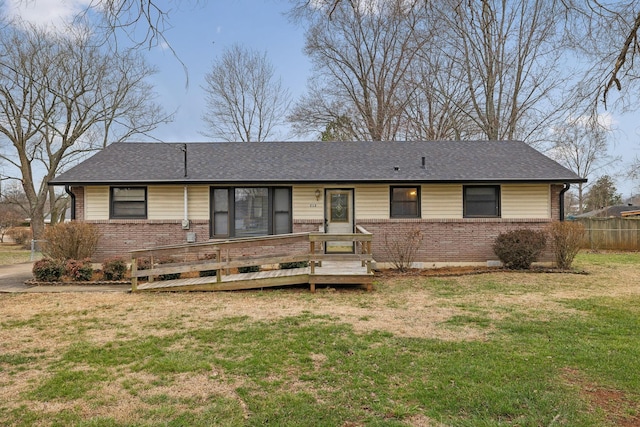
130, 228, 373, 292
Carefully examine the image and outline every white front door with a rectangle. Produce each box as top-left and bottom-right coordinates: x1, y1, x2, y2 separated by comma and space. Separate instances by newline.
325, 189, 354, 253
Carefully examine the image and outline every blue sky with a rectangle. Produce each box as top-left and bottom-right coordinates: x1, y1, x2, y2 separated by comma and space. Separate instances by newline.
3, 0, 639, 196
143, 0, 310, 141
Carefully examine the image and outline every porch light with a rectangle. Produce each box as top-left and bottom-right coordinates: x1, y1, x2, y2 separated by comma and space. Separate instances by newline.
315, 189, 321, 200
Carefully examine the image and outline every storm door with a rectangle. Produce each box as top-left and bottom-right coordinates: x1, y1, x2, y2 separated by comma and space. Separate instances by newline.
324, 189, 354, 253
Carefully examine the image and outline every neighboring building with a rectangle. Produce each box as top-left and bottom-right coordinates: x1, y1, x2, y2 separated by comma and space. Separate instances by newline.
574, 205, 640, 218
49, 140, 585, 265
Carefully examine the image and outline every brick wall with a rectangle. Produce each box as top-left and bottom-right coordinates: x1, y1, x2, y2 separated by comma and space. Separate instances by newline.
358, 218, 553, 265
87, 220, 210, 260
70, 186, 85, 220
85, 217, 555, 264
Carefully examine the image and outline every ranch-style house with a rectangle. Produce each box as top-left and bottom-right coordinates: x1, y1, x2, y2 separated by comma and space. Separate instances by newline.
50, 140, 585, 266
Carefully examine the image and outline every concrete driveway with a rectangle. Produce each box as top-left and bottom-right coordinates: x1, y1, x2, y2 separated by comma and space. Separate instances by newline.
0, 262, 130, 293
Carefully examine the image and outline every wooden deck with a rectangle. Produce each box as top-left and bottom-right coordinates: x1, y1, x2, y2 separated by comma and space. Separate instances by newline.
130, 229, 374, 293
135, 261, 372, 292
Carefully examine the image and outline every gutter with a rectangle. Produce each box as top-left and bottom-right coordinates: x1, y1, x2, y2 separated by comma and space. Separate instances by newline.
64, 185, 76, 220
559, 183, 571, 221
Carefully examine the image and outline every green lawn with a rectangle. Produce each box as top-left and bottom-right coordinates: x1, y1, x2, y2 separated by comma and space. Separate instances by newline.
0, 252, 639, 426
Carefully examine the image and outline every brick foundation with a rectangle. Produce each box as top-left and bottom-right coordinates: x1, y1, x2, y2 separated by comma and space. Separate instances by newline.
85, 218, 556, 264
356, 218, 553, 265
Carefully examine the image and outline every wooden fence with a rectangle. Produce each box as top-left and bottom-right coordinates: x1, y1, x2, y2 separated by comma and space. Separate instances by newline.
574, 218, 640, 250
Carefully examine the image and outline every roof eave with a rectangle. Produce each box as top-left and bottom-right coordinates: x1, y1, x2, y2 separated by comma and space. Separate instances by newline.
49, 177, 587, 186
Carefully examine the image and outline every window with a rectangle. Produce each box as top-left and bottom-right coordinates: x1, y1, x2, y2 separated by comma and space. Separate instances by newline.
330, 193, 349, 222
212, 188, 229, 236
210, 187, 292, 238
464, 185, 500, 218
234, 188, 269, 237
390, 186, 420, 218
110, 187, 147, 219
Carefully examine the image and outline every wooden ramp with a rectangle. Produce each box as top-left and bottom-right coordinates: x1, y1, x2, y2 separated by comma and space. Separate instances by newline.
135, 261, 373, 292
129, 231, 375, 293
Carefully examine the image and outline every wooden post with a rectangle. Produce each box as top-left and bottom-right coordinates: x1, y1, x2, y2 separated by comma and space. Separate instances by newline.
216, 248, 222, 282
310, 282, 316, 293
131, 257, 138, 292
148, 254, 155, 282
309, 241, 315, 274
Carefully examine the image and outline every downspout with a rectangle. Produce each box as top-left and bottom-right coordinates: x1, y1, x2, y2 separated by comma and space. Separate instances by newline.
183, 186, 189, 228
182, 143, 190, 230
64, 185, 76, 220
559, 183, 571, 221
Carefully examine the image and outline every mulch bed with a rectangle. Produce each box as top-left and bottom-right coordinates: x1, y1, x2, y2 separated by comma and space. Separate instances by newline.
24, 279, 131, 286
375, 265, 588, 278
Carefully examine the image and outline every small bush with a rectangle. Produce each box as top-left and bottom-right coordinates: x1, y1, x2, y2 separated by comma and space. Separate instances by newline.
279, 261, 309, 269
102, 257, 128, 281
383, 227, 423, 272
8, 228, 31, 247
32, 258, 64, 281
136, 257, 151, 271
238, 265, 260, 273
43, 222, 99, 260
493, 228, 547, 270
199, 269, 217, 277
548, 221, 585, 269
65, 258, 94, 281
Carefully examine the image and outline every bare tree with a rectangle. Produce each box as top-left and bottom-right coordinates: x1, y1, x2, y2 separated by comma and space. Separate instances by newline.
0, 23, 168, 240
311, 0, 640, 108
288, 79, 365, 140
433, 0, 575, 145
550, 118, 618, 213
401, 54, 475, 140
289, 0, 432, 141
201, 44, 291, 142
77, 0, 174, 50
562, 1, 640, 107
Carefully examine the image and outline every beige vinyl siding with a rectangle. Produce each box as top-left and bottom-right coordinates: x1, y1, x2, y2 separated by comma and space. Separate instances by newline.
146, 185, 210, 220
355, 185, 389, 219
85, 183, 550, 222
292, 185, 324, 220
502, 184, 550, 218
187, 186, 210, 220
293, 185, 390, 220
147, 186, 184, 220
422, 184, 463, 218
82, 185, 206, 221
85, 186, 110, 220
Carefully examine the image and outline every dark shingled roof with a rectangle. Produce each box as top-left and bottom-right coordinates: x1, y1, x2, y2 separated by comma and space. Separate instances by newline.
50, 140, 585, 185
